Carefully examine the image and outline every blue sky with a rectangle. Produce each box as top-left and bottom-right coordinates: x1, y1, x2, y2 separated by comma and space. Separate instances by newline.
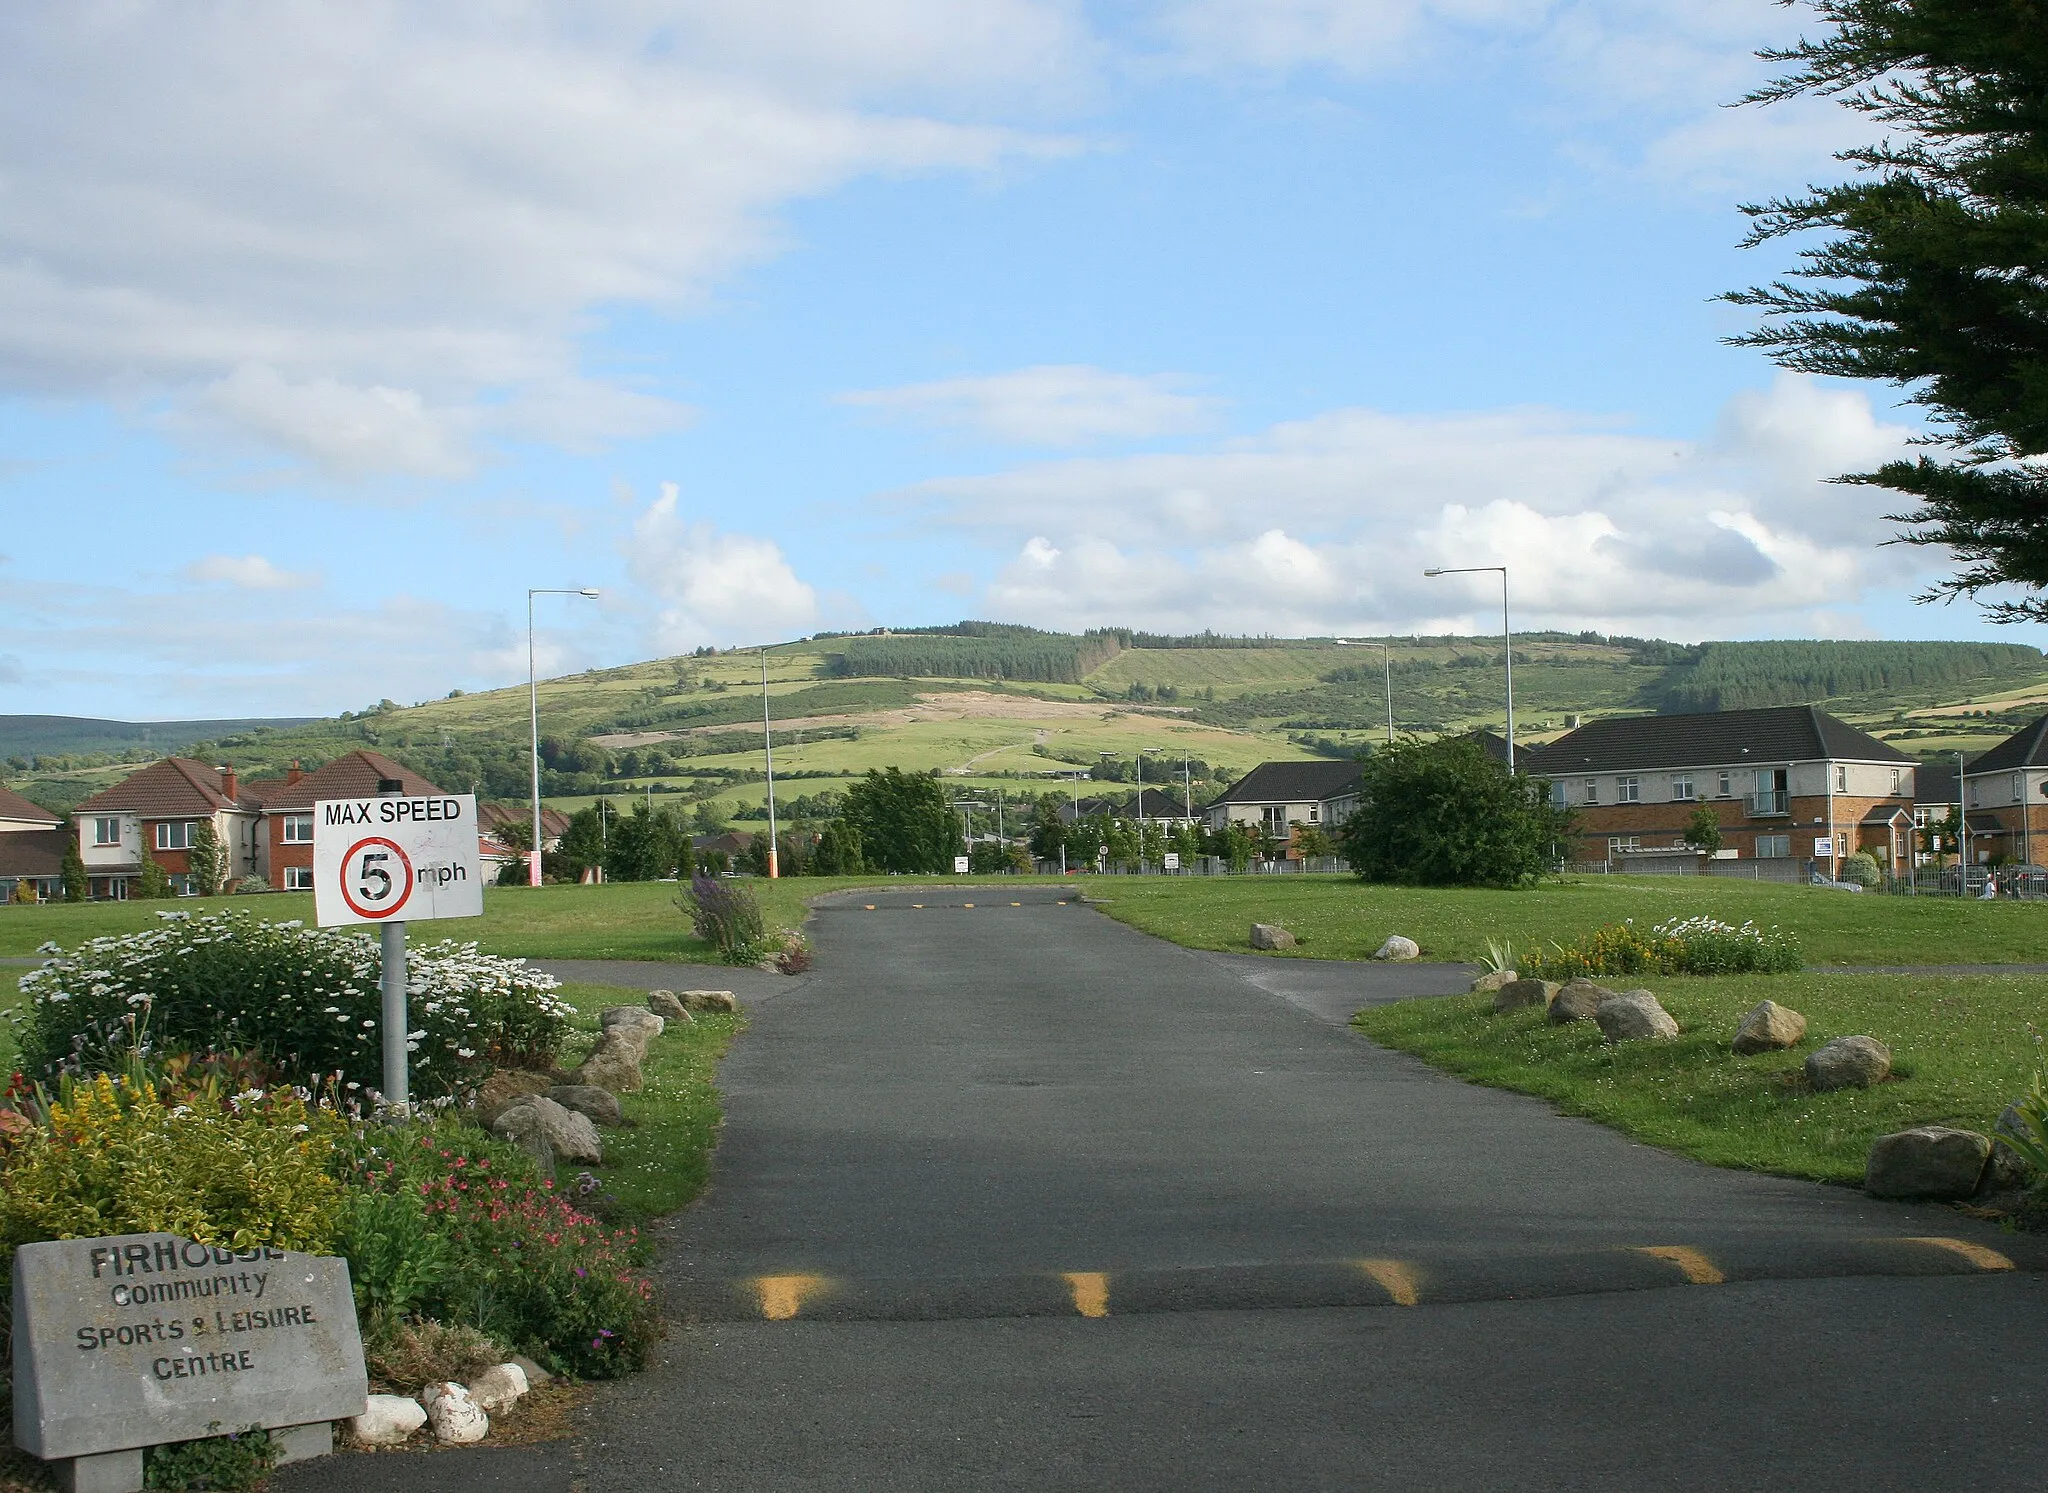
0, 1, 2031, 720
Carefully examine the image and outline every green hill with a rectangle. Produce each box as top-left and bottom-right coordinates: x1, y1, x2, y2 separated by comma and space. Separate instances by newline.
6, 626, 2043, 824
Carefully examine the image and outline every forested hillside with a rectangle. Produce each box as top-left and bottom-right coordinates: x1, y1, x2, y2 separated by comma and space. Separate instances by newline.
818, 627, 1122, 683
1647, 641, 2044, 714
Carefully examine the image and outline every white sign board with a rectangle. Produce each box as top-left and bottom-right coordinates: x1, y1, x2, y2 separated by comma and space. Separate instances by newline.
1163, 852, 1181, 870
953, 856, 971, 874
1812, 836, 1834, 858
313, 795, 483, 928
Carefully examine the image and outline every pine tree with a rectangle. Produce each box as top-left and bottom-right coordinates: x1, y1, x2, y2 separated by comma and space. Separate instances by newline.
136, 852, 173, 900
1727, 1, 2048, 618
60, 828, 87, 903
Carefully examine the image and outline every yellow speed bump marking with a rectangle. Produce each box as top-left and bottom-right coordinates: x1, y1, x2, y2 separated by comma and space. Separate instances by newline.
1634, 1246, 1725, 1285
1906, 1236, 2016, 1272
1011, 901, 1021, 907
754, 1274, 831, 1321
864, 904, 875, 910
1352, 1258, 1421, 1307
912, 903, 923, 909
963, 902, 974, 908
1063, 1271, 1111, 1319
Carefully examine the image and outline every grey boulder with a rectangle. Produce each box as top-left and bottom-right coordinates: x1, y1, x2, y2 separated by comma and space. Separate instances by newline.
1493, 978, 1559, 1013
648, 990, 694, 1022
1594, 990, 1680, 1043
1549, 979, 1615, 1025
1732, 1000, 1807, 1056
1373, 935, 1420, 962
548, 1084, 625, 1128
1988, 1104, 2041, 1191
681, 989, 740, 1013
1470, 969, 1519, 994
1806, 1035, 1891, 1091
1250, 923, 1297, 951
574, 1031, 646, 1094
492, 1096, 603, 1166
601, 1006, 665, 1040
472, 1069, 555, 1129
1864, 1126, 1991, 1199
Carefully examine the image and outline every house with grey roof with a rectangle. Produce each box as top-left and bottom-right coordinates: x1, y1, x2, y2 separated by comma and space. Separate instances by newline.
1957, 716, 2048, 866
1527, 705, 1915, 873
1202, 760, 1364, 852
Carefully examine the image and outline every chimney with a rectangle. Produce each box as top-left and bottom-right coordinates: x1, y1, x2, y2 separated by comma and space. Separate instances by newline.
286, 760, 303, 786
219, 765, 238, 802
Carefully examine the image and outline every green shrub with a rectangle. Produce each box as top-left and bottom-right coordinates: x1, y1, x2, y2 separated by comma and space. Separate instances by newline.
679, 872, 766, 964
144, 1426, 278, 1491
0, 1073, 346, 1257
1839, 851, 1881, 887
13, 910, 572, 1095
1522, 917, 1801, 980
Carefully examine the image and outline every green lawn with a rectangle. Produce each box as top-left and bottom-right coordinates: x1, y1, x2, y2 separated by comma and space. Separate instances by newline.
550, 981, 739, 1223
1352, 972, 2046, 1184
1085, 874, 2048, 968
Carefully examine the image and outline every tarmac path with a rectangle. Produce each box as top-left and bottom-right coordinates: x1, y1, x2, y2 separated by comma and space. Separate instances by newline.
281, 886, 2048, 1491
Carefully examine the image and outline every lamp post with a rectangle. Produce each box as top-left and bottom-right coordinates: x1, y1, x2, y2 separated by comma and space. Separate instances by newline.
760, 648, 780, 879
1958, 749, 1971, 888
1358, 641, 1395, 745
1423, 565, 1513, 771
528, 587, 600, 887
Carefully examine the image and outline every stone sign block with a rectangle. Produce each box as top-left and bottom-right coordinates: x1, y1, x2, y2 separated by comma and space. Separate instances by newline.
12, 1233, 368, 1469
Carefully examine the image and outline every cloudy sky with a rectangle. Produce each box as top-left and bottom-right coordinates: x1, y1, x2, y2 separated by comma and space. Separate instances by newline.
0, 1, 2025, 718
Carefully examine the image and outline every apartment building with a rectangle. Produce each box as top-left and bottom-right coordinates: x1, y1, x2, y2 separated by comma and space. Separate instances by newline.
1958, 715, 2048, 866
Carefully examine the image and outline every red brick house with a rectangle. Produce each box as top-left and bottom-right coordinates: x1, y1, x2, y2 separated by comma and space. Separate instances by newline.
243, 751, 447, 891
1958, 715, 2048, 866
1527, 705, 1916, 872
0, 783, 68, 901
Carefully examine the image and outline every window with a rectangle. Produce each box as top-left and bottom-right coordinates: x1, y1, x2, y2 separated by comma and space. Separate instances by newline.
1756, 834, 1791, 858
154, 821, 194, 851
1261, 806, 1288, 837
1550, 782, 1568, 808
1607, 836, 1641, 852
1913, 806, 1930, 828
1890, 768, 1902, 795
1617, 776, 1640, 803
1581, 779, 1598, 804
1306, 805, 1320, 823
282, 814, 315, 844
93, 816, 121, 846
1716, 772, 1732, 798
1670, 775, 1695, 801
1835, 765, 1847, 793
2014, 772, 2025, 800
284, 866, 315, 891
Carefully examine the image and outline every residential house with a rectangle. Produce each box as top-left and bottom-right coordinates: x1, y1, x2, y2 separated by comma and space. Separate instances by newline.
1909, 760, 1961, 866
243, 751, 447, 891
1059, 788, 1199, 828
1203, 761, 1365, 850
1957, 716, 2048, 866
1526, 705, 1916, 869
70, 758, 264, 898
478, 801, 572, 853
0, 785, 68, 902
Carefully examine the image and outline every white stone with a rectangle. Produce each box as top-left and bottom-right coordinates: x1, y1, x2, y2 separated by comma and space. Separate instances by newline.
1373, 936, 1420, 962
1594, 991, 1680, 1042
351, 1395, 427, 1446
466, 1363, 530, 1414
601, 1006, 665, 1038
424, 1382, 490, 1445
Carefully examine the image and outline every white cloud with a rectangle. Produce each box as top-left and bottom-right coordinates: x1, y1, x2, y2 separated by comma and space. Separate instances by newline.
0, 3, 1082, 475
1154, 0, 1547, 75
627, 482, 819, 651
183, 554, 320, 592
841, 364, 1218, 446
910, 375, 1929, 640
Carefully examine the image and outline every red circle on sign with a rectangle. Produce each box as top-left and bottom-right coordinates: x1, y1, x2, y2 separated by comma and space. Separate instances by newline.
340, 836, 413, 920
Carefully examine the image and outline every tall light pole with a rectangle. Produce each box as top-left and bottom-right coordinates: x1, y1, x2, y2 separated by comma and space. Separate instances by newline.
1958, 749, 1971, 885
1351, 640, 1396, 745
760, 647, 780, 879
528, 587, 600, 887
1423, 566, 1513, 772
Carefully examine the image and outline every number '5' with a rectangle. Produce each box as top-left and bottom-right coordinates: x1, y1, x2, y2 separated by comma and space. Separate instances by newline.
358, 851, 392, 901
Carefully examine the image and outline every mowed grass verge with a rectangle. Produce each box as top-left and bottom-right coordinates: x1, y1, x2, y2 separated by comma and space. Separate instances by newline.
1353, 972, 2045, 1185
1086, 874, 2048, 968
550, 981, 740, 1224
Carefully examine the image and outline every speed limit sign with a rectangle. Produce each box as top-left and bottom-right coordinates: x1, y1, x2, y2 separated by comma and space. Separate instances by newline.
313, 794, 483, 928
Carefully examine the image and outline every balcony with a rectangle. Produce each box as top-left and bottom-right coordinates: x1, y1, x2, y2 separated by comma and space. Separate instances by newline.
1749, 791, 1789, 817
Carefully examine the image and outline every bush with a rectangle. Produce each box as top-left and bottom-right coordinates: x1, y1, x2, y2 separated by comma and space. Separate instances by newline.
679, 872, 766, 964
341, 1121, 659, 1378
1839, 851, 1881, 887
145, 1427, 278, 1492
1339, 737, 1575, 888
0, 1073, 346, 1257
13, 911, 572, 1096
1521, 917, 1802, 980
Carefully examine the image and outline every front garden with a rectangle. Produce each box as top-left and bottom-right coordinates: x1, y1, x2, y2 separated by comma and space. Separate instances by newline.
0, 908, 742, 1489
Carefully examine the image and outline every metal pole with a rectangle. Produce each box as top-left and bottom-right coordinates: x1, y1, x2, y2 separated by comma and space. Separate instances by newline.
1383, 642, 1394, 745
378, 777, 408, 1116
762, 648, 779, 879
1959, 750, 1970, 889
528, 590, 542, 888
1136, 751, 1145, 872
1500, 570, 1514, 774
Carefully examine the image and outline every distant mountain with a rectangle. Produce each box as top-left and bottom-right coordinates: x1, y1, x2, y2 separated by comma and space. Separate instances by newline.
0, 715, 318, 761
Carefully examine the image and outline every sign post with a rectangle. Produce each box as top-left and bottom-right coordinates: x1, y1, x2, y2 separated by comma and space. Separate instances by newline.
313, 787, 482, 1114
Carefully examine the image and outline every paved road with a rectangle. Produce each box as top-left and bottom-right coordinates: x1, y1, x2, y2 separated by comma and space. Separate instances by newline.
284, 887, 2048, 1491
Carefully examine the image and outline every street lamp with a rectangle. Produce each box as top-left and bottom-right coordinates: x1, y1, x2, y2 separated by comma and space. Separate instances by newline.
1423, 566, 1513, 771
760, 647, 780, 879
528, 587, 600, 887
1342, 640, 1397, 745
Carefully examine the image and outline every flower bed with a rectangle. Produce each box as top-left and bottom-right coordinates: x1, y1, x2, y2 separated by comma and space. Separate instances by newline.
11, 909, 572, 1096
1521, 916, 1801, 981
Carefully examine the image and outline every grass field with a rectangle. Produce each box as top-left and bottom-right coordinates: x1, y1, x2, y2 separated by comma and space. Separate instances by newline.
1084, 874, 2048, 968
1353, 971, 2046, 1185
